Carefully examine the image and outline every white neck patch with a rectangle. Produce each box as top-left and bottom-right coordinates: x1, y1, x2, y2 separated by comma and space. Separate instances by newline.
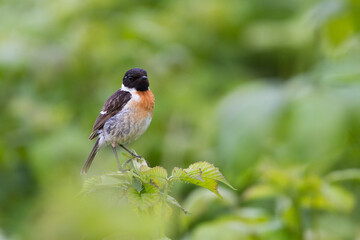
121, 84, 140, 102
121, 84, 136, 93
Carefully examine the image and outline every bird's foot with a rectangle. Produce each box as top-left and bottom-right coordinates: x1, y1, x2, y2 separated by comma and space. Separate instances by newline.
132, 154, 150, 166
133, 153, 142, 159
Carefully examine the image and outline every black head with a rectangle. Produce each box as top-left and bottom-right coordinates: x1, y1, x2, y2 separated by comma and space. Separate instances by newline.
122, 68, 149, 91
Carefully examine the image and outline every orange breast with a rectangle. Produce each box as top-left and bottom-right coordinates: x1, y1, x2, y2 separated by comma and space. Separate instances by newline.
136, 90, 155, 116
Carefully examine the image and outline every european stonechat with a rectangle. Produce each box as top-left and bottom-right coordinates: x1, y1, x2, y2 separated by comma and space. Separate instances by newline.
81, 68, 155, 174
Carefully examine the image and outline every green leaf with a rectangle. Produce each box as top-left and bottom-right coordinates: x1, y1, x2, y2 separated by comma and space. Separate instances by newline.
128, 153, 148, 171
166, 195, 189, 215
325, 169, 360, 182
321, 184, 355, 212
138, 166, 168, 189
126, 184, 161, 211
243, 184, 279, 201
169, 162, 236, 197
191, 217, 281, 240
81, 172, 130, 194
300, 182, 355, 212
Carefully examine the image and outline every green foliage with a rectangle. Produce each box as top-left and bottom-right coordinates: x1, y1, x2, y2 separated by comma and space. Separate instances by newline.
1, 0, 360, 239
82, 158, 234, 216
180, 163, 360, 240
170, 162, 236, 197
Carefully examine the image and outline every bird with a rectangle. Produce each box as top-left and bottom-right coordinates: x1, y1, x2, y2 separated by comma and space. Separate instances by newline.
81, 68, 155, 174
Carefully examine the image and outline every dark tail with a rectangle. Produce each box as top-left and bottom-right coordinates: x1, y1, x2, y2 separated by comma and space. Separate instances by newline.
81, 138, 100, 174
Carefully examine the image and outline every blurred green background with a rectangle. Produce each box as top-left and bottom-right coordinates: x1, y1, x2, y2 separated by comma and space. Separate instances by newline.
1, 0, 360, 239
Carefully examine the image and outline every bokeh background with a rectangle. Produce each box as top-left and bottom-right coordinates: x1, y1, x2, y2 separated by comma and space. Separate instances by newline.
1, 0, 360, 239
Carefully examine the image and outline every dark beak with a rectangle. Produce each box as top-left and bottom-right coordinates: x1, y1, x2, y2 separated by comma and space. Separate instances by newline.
140, 76, 149, 87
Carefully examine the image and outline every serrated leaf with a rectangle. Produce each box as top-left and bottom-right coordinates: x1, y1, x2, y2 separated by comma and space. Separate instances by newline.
126, 184, 161, 211
169, 161, 235, 197
166, 195, 189, 215
138, 166, 168, 189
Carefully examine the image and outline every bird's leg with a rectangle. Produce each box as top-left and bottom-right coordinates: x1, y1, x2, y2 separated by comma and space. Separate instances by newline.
112, 142, 122, 171
119, 144, 142, 159
119, 144, 150, 167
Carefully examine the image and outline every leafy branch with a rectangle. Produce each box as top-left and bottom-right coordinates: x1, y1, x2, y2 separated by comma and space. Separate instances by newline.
81, 156, 235, 215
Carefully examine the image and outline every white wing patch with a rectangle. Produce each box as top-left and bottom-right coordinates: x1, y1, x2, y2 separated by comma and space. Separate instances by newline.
100, 111, 107, 114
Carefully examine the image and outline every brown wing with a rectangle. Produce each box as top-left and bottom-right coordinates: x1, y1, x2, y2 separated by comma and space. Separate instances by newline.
89, 89, 132, 140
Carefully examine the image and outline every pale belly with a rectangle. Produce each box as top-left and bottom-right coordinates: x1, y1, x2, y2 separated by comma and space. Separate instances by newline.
102, 107, 152, 145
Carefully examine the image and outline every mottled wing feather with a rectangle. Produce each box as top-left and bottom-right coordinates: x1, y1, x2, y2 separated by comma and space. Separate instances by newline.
89, 89, 132, 140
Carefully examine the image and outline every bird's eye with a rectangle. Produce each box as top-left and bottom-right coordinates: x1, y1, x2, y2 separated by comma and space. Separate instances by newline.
128, 77, 134, 81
